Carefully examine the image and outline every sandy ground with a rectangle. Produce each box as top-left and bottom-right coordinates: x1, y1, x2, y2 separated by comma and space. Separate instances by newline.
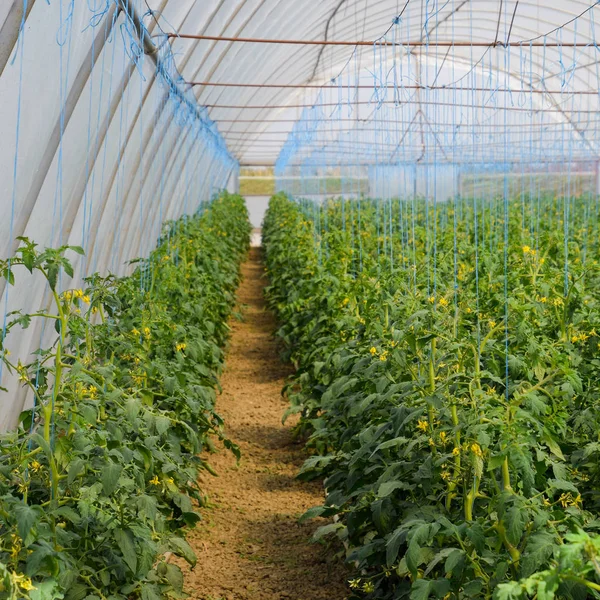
176, 248, 349, 600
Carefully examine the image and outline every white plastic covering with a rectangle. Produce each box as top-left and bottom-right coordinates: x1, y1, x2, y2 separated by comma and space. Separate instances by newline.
0, 0, 237, 429
1, 0, 600, 427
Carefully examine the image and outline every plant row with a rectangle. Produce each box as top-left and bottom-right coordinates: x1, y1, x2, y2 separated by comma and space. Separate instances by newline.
0, 192, 251, 599
263, 192, 600, 600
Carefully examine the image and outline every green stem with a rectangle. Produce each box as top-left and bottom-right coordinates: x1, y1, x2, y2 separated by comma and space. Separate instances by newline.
494, 522, 521, 564
446, 403, 461, 510
502, 457, 512, 491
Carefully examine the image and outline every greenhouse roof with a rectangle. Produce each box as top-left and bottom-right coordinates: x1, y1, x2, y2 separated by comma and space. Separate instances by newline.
157, 0, 600, 165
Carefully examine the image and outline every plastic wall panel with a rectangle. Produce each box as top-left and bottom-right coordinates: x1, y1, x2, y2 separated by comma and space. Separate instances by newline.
0, 1, 236, 431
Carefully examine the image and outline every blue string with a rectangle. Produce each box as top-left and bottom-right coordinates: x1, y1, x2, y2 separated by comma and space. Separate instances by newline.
0, 0, 28, 409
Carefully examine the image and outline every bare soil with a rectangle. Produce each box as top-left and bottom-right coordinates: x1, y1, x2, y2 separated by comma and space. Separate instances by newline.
177, 248, 349, 600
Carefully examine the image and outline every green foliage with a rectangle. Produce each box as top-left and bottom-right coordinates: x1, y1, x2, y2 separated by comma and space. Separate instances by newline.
0, 193, 251, 598
264, 192, 600, 599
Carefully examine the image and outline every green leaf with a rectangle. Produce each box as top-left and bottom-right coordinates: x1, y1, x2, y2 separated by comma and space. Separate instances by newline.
311, 522, 344, 542
30, 579, 64, 600
506, 506, 526, 546
164, 563, 184, 590
141, 585, 162, 600
169, 536, 197, 567
494, 581, 524, 600
386, 527, 404, 567
543, 434, 565, 461
65, 583, 89, 600
466, 522, 485, 553
444, 548, 465, 575
101, 463, 122, 495
464, 580, 484, 596
14, 503, 41, 540
406, 539, 422, 578
53, 507, 81, 524
114, 528, 137, 574
299, 505, 326, 522
372, 498, 393, 533
431, 579, 451, 597
378, 480, 411, 497
548, 479, 578, 494
521, 532, 556, 577
165, 376, 177, 394
410, 579, 432, 600
155, 415, 171, 435
67, 459, 85, 487
47, 265, 59, 290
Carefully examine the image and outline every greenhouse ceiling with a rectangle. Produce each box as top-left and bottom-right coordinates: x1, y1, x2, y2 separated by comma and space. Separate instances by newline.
152, 0, 600, 165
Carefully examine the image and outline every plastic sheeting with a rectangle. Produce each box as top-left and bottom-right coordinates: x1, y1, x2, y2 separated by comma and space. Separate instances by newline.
0, 1, 236, 429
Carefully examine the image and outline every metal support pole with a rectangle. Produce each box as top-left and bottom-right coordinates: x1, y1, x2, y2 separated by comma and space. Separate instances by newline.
116, 0, 158, 62
0, 0, 37, 77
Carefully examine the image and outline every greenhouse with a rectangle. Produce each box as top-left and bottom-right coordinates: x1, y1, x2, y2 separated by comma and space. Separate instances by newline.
1, 0, 600, 598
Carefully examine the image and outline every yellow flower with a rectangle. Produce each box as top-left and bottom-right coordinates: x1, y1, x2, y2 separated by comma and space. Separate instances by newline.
379, 352, 388, 362
522, 245, 531, 254
559, 492, 572, 508
166, 477, 175, 485
439, 431, 447, 444
429, 437, 436, 447
369, 346, 377, 356
466, 307, 472, 314
489, 320, 496, 328
428, 296, 435, 304
348, 579, 362, 589
143, 327, 151, 338
342, 297, 350, 306
18, 576, 36, 592
540, 296, 547, 303
87, 385, 98, 399
10, 571, 35, 591
452, 447, 460, 456
441, 470, 451, 481
176, 342, 187, 352
362, 582, 375, 593
74, 289, 84, 299
82, 295, 91, 304
417, 418, 429, 432
64, 290, 73, 301
471, 443, 483, 457
132, 328, 140, 336
543, 497, 551, 507
30, 460, 42, 473
553, 297, 564, 307
10, 533, 22, 559
439, 297, 449, 307
149, 475, 160, 486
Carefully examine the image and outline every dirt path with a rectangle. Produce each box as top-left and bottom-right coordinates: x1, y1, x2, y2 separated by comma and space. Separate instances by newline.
178, 248, 349, 600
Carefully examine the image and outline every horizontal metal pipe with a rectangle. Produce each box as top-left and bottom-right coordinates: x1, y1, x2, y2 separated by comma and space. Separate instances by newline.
191, 80, 600, 95
167, 33, 587, 48
204, 100, 599, 113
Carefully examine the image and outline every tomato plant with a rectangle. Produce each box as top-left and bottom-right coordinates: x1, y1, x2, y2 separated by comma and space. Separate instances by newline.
264, 192, 600, 600
0, 193, 251, 599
